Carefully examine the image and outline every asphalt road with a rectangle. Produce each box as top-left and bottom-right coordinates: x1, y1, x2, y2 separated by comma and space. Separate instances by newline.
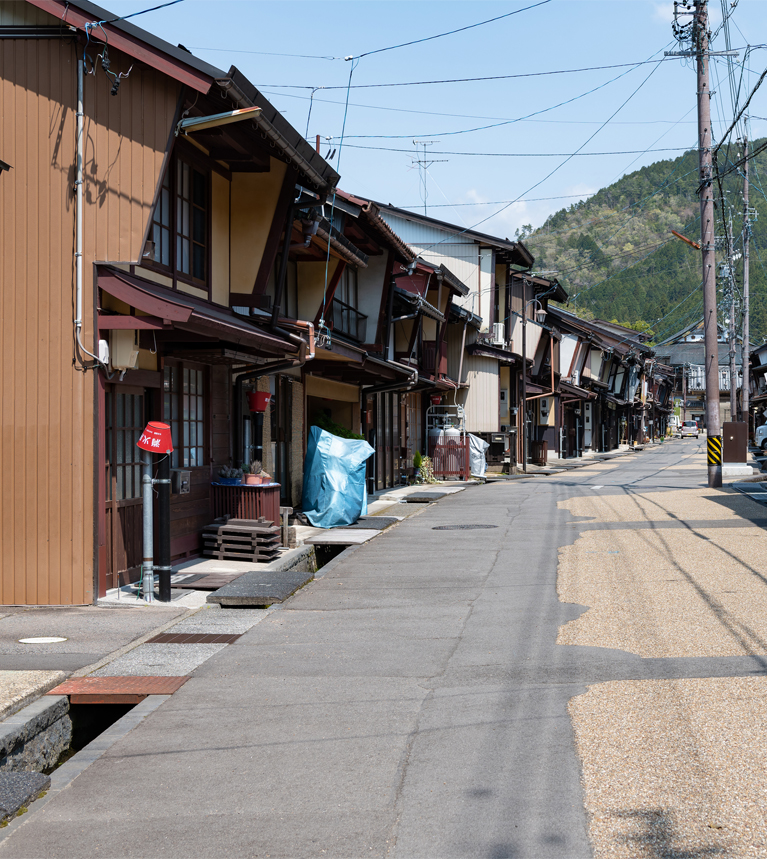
3, 439, 757, 859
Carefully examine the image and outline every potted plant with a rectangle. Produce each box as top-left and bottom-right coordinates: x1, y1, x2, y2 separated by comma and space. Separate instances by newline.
217, 466, 242, 486
240, 461, 258, 485
241, 460, 273, 485
413, 450, 423, 483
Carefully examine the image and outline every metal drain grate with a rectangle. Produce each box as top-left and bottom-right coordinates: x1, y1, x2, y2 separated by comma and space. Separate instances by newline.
432, 524, 498, 530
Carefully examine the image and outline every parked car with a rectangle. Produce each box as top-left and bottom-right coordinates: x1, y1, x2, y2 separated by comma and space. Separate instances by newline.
755, 424, 767, 450
680, 420, 699, 439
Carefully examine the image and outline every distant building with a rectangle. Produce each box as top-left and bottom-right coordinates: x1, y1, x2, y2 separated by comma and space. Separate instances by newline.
654, 320, 743, 425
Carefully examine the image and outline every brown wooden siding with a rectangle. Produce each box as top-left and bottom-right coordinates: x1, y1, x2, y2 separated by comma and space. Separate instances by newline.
0, 37, 180, 604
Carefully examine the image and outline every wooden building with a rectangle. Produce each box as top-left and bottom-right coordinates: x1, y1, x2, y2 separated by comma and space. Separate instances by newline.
1, 0, 337, 603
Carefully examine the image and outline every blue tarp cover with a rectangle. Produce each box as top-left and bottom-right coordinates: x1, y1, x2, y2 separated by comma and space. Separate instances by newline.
302, 426, 374, 528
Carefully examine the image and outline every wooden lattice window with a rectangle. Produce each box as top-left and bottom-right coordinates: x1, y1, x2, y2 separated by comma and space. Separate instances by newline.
163, 363, 206, 468
105, 390, 145, 501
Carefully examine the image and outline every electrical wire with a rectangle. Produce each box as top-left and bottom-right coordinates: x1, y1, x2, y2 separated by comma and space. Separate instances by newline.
397, 193, 596, 209
353, 0, 552, 59
319, 58, 359, 341
88, 0, 185, 26
342, 144, 693, 157
265, 88, 702, 127
261, 57, 684, 91
188, 46, 341, 60
411, 46, 671, 257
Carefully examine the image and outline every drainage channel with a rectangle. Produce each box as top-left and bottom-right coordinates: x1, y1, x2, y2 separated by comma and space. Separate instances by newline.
41, 701, 136, 775
0, 695, 167, 837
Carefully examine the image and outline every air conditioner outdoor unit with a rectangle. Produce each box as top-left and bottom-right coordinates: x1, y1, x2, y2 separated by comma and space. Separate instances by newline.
491, 322, 505, 346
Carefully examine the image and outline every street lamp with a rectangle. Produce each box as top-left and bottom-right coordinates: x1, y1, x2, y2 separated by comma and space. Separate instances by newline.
521, 297, 547, 473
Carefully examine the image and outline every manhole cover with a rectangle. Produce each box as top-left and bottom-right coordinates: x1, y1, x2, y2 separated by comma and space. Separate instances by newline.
432, 525, 498, 531
19, 637, 68, 644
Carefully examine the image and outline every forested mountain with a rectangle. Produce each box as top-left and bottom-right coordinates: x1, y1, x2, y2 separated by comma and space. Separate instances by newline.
521, 141, 767, 344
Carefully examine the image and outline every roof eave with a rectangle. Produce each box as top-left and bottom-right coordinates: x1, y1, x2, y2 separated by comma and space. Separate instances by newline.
27, 0, 224, 91
219, 67, 340, 193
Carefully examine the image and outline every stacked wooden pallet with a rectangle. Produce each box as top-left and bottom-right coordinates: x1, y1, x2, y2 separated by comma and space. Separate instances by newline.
202, 516, 281, 562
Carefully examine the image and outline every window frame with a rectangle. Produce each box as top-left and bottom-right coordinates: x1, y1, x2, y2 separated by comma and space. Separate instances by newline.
144, 146, 212, 296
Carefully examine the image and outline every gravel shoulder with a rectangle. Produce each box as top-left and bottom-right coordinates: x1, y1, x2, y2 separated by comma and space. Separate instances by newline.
570, 677, 767, 859
559, 448, 767, 858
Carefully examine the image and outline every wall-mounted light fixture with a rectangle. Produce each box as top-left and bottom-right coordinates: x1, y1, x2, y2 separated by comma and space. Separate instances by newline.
176, 106, 262, 137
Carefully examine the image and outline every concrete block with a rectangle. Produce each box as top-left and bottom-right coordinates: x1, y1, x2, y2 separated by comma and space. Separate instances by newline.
207, 569, 314, 606
722, 463, 756, 477
305, 530, 380, 545
403, 492, 447, 503
341, 517, 399, 531
0, 696, 71, 773
0, 771, 50, 822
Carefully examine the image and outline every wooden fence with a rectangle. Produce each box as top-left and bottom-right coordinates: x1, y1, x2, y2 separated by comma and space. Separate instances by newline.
211, 483, 281, 527
431, 438, 470, 480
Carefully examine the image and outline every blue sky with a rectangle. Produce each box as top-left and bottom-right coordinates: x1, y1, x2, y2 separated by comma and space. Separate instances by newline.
104, 0, 767, 239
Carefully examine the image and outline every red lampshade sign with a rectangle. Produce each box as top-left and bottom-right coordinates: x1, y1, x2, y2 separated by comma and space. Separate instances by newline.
137, 421, 174, 453
247, 391, 271, 412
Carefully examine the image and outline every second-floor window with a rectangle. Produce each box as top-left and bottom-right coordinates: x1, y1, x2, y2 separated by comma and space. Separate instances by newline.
331, 267, 367, 341
150, 157, 208, 285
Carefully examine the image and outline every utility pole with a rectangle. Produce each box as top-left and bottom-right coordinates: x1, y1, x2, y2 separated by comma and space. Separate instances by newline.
412, 140, 447, 216
694, 0, 722, 486
727, 212, 738, 421
742, 135, 751, 431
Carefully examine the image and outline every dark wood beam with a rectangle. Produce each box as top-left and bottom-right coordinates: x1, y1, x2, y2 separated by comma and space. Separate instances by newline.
314, 260, 346, 328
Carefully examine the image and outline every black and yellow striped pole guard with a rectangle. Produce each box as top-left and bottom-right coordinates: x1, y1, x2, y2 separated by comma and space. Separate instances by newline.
707, 435, 722, 466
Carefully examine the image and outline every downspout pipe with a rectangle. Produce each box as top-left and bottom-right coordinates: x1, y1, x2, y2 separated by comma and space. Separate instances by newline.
74, 51, 110, 373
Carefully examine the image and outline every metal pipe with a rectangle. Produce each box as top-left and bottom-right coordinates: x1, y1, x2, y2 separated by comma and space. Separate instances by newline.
141, 450, 154, 603
156, 455, 172, 603
522, 292, 527, 472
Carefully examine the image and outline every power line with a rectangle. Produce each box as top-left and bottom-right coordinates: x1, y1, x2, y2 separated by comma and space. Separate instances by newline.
327, 58, 676, 140
396, 193, 596, 209
314, 56, 682, 141
264, 88, 703, 127
352, 0, 552, 60
413, 46, 670, 256
88, 0, 185, 26
342, 144, 693, 157
260, 57, 684, 91
188, 46, 340, 61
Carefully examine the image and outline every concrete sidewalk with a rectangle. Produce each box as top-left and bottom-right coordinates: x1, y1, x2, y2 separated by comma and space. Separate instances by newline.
0, 479, 476, 723
0, 605, 188, 720
0, 438, 728, 859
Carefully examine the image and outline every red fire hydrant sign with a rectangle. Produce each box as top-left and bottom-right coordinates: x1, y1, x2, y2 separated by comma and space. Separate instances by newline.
137, 421, 174, 453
